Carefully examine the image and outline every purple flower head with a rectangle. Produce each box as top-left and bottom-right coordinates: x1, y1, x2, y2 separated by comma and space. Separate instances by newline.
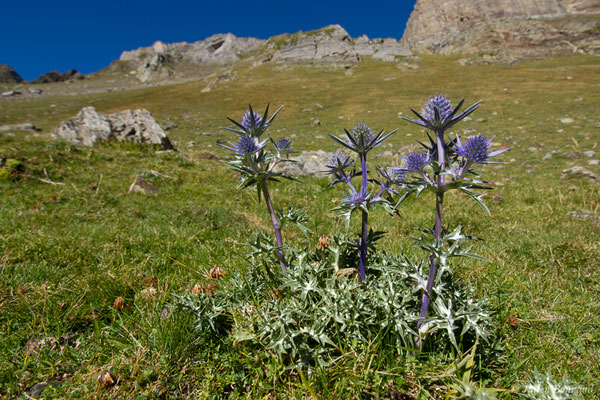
453, 135, 509, 163
224, 104, 282, 139
275, 138, 292, 152
221, 134, 265, 156
350, 121, 374, 146
404, 95, 481, 132
326, 151, 353, 174
241, 110, 263, 130
330, 122, 396, 155
422, 95, 454, 122
403, 152, 430, 171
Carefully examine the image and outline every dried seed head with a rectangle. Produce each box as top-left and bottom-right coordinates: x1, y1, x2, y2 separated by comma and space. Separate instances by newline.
113, 297, 125, 310
144, 275, 158, 287
204, 282, 217, 296
97, 372, 116, 388
207, 266, 225, 280
317, 235, 330, 250
192, 283, 203, 294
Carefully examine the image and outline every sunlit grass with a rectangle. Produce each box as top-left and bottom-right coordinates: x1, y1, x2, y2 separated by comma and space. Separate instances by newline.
1, 54, 599, 398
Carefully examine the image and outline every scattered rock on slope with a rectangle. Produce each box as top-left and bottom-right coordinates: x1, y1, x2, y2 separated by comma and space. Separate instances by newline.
53, 107, 173, 149
561, 166, 600, 182
273, 150, 329, 177
0, 64, 24, 83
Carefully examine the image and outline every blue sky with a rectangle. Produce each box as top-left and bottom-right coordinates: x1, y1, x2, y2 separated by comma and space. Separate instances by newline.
1, 0, 417, 81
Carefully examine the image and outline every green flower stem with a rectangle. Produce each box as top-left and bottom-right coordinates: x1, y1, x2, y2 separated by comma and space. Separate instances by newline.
260, 177, 288, 274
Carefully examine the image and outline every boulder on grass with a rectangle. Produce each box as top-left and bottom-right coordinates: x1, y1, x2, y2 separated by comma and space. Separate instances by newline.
53, 107, 173, 149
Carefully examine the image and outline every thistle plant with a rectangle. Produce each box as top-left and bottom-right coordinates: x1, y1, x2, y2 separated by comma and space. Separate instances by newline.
220, 104, 298, 273
327, 122, 397, 283
402, 95, 509, 339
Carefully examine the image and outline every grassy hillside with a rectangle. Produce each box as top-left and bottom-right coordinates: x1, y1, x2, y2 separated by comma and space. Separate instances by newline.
1, 55, 599, 398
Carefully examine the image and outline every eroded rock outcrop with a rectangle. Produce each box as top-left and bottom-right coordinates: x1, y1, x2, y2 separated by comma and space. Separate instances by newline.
116, 25, 413, 81
54, 107, 172, 149
120, 34, 265, 82
401, 0, 600, 58
0, 64, 23, 83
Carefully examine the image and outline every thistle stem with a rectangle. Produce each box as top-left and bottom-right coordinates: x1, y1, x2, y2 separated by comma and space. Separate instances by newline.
416, 130, 446, 337
417, 191, 443, 329
359, 152, 368, 283
260, 178, 288, 274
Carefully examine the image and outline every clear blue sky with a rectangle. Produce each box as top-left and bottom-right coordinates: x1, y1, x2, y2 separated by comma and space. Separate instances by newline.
1, 0, 417, 81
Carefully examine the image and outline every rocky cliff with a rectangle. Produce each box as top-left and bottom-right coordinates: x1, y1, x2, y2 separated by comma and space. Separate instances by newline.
401, 0, 600, 59
115, 25, 412, 82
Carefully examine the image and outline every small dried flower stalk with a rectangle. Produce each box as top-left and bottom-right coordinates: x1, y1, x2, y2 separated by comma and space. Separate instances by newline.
317, 235, 330, 250
113, 297, 125, 310
207, 266, 226, 280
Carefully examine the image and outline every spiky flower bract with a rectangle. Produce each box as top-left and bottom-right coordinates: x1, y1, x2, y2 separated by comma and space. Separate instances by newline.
326, 152, 353, 175
343, 186, 369, 206
454, 135, 509, 164
404, 95, 481, 132
329, 121, 396, 155
223, 103, 282, 139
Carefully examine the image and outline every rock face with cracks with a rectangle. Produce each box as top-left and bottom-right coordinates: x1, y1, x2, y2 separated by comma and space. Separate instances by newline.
401, 0, 600, 58
53, 107, 173, 149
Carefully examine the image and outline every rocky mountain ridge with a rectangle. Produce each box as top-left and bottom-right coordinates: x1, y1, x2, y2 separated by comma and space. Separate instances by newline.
115, 25, 413, 82
401, 0, 600, 59
0, 64, 24, 83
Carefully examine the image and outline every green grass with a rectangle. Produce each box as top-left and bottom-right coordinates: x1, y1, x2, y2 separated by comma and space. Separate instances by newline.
1, 54, 599, 398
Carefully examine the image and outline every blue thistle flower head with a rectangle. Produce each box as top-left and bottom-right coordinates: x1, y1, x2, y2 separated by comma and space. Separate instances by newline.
223, 104, 283, 139
404, 95, 481, 132
275, 138, 292, 152
453, 135, 509, 164
403, 152, 430, 171
241, 111, 263, 130
220, 134, 265, 156
235, 135, 264, 155
325, 151, 354, 176
422, 95, 454, 122
350, 121, 374, 146
330, 122, 396, 155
